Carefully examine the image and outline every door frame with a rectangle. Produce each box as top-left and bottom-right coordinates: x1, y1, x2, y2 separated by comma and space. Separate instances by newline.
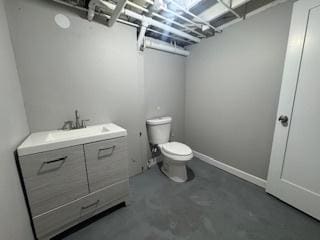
266, 0, 320, 220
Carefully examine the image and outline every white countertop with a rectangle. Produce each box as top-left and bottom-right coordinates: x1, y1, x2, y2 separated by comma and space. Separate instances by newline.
18, 123, 127, 156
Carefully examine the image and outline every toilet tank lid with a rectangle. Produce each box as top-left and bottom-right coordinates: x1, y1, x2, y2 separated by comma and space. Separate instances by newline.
146, 116, 172, 125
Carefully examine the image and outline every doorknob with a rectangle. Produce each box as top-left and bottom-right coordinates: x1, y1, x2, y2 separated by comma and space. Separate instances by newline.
278, 115, 289, 126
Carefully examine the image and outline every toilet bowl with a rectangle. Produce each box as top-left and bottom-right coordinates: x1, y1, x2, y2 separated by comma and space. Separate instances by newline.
146, 116, 193, 183
159, 142, 193, 182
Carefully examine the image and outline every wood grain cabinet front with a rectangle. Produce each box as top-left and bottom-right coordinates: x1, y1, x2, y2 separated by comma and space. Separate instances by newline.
84, 137, 129, 192
33, 180, 129, 240
18, 136, 130, 240
19, 145, 89, 217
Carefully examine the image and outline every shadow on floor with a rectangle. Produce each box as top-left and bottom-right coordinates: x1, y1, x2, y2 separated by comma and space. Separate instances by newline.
156, 160, 195, 182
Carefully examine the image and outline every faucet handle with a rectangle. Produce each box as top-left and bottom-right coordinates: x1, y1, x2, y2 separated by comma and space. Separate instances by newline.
61, 121, 74, 130
81, 119, 90, 128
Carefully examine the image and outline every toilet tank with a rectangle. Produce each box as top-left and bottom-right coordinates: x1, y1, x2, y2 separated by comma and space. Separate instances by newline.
146, 116, 172, 145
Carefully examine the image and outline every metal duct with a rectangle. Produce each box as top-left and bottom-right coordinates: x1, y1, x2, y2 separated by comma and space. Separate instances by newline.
144, 38, 190, 56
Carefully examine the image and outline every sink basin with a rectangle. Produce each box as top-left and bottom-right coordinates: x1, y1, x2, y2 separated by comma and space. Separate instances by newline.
18, 123, 127, 156
46, 125, 110, 142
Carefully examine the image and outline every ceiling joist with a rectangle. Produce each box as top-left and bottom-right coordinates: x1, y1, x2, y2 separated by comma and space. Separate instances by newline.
52, 0, 289, 56
108, 0, 128, 26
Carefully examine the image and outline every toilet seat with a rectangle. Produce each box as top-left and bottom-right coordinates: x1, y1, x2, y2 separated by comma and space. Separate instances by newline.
160, 142, 193, 161
162, 142, 192, 156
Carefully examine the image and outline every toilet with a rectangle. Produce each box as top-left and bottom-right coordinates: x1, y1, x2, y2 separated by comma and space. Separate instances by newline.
146, 116, 193, 183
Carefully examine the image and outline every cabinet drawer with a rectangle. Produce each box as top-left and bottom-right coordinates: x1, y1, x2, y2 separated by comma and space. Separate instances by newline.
84, 137, 129, 192
33, 180, 129, 240
19, 145, 89, 217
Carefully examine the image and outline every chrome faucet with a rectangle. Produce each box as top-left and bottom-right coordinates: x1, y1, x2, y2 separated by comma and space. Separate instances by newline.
61, 110, 89, 130
75, 110, 81, 129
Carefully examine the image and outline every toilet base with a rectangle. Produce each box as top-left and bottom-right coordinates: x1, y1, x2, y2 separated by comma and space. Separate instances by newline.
161, 156, 188, 183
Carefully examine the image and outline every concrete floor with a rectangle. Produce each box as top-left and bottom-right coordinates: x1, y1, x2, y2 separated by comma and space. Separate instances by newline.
61, 159, 320, 240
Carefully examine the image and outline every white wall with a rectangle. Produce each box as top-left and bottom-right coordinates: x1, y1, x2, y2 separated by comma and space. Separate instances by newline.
144, 49, 186, 143
5, 0, 146, 176
0, 0, 33, 239
185, 1, 293, 179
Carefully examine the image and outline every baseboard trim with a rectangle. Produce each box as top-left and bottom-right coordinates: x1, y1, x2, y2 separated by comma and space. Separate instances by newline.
193, 150, 267, 188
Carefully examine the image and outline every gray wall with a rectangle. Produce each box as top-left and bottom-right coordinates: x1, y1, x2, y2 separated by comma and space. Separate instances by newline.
144, 49, 186, 143
185, 1, 293, 179
0, 0, 33, 238
5, 0, 187, 175
5, 0, 146, 176
4, 0, 291, 183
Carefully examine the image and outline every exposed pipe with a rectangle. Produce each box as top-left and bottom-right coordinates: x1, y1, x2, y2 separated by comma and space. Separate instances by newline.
108, 0, 128, 26
159, 5, 204, 30
137, 21, 149, 50
52, 0, 195, 44
88, 0, 104, 21
146, 28, 193, 44
145, 0, 204, 30
152, 12, 205, 37
126, 0, 148, 12
117, 18, 139, 27
99, 0, 201, 42
88, 0, 97, 21
166, 0, 219, 32
144, 37, 190, 56
54, 0, 196, 56
126, 1, 205, 37
53, 0, 137, 28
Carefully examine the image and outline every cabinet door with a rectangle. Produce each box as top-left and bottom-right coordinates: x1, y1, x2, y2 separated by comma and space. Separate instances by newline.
19, 145, 89, 217
33, 180, 129, 240
84, 137, 129, 192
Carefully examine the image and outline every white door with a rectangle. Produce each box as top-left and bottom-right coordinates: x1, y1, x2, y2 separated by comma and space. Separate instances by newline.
266, 0, 320, 220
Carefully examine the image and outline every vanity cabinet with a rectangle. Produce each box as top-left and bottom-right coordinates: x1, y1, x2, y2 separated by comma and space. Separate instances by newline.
17, 136, 129, 240
19, 145, 89, 217
84, 137, 128, 192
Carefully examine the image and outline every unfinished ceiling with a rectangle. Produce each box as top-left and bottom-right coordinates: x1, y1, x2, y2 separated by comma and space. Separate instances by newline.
52, 0, 287, 56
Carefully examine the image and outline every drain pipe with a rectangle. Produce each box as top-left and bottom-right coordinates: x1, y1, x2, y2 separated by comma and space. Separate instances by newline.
144, 38, 190, 57
137, 21, 149, 50
88, 0, 98, 21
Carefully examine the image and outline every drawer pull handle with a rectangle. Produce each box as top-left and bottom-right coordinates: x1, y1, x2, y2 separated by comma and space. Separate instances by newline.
98, 146, 115, 159
81, 200, 100, 210
44, 156, 68, 165
38, 156, 68, 174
